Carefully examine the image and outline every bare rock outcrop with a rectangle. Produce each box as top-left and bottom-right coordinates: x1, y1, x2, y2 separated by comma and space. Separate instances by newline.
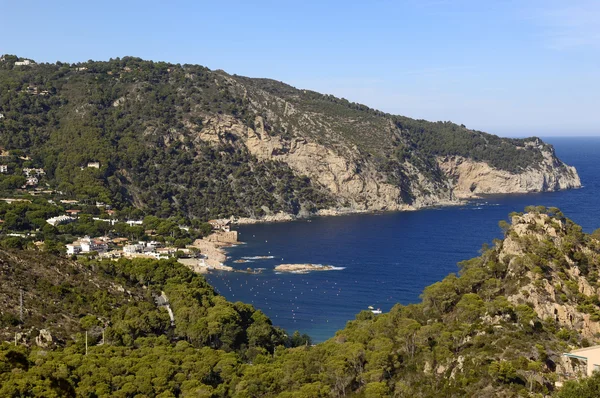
195, 113, 580, 219
35, 328, 53, 348
438, 148, 581, 199
502, 212, 600, 339
198, 115, 414, 211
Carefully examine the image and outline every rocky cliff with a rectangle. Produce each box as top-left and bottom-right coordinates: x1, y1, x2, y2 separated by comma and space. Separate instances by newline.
197, 111, 579, 218
438, 143, 581, 199
499, 211, 600, 339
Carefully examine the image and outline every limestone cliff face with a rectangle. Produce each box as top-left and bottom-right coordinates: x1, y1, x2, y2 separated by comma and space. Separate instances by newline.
438, 146, 581, 199
500, 213, 600, 339
185, 72, 585, 219
197, 114, 456, 212
196, 113, 581, 218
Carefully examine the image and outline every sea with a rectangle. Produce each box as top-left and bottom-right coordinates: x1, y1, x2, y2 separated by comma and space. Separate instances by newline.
206, 137, 600, 342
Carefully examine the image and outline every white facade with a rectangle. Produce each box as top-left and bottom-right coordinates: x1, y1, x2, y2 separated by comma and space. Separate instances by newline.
80, 236, 107, 253
123, 244, 145, 254
23, 168, 45, 177
87, 162, 100, 168
25, 177, 38, 186
15, 60, 33, 66
565, 346, 600, 376
66, 244, 82, 255
46, 215, 75, 226
0, 165, 7, 173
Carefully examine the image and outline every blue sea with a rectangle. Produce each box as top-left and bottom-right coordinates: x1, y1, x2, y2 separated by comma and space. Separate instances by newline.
206, 137, 600, 342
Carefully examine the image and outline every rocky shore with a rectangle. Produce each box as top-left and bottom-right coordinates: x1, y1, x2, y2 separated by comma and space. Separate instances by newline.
274, 263, 344, 273
178, 235, 238, 274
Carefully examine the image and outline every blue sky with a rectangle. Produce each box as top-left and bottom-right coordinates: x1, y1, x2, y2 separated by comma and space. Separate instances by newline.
1, 0, 599, 137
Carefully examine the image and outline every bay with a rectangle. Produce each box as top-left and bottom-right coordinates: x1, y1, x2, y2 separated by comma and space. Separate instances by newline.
206, 137, 600, 342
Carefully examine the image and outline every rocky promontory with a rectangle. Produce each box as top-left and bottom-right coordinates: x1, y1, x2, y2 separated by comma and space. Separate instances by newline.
438, 144, 581, 199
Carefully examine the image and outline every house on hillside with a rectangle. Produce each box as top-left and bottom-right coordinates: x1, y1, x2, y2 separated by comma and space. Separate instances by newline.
67, 236, 108, 255
46, 215, 75, 226
23, 168, 45, 177
0, 165, 7, 173
15, 60, 33, 66
564, 346, 600, 376
87, 162, 100, 169
24, 177, 38, 187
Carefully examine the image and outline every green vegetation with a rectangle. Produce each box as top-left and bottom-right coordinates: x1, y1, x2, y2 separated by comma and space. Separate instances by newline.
0, 55, 565, 217
393, 117, 547, 173
557, 372, 600, 398
0, 56, 333, 220
1, 208, 599, 396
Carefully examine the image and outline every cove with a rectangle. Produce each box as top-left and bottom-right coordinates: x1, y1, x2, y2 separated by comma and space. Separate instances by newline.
206, 137, 600, 342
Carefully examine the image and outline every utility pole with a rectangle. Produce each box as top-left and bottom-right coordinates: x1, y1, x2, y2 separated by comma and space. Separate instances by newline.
19, 288, 23, 322
85, 331, 88, 355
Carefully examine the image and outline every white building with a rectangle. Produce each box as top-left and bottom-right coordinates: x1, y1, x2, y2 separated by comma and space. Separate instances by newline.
67, 236, 108, 254
126, 220, 143, 226
66, 244, 82, 255
0, 165, 7, 173
15, 60, 33, 66
46, 215, 75, 226
564, 346, 600, 376
25, 177, 38, 186
123, 243, 145, 254
23, 168, 45, 177
87, 162, 100, 169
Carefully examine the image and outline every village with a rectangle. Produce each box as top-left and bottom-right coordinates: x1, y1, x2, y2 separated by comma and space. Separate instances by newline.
0, 148, 244, 274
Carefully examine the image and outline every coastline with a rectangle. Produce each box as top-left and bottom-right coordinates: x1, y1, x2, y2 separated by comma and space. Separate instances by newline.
181, 238, 237, 274
219, 184, 583, 227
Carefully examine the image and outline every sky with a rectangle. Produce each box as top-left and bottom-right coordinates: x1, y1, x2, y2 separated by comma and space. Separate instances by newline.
1, 0, 599, 137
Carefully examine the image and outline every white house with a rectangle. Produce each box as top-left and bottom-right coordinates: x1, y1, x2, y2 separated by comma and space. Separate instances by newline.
23, 168, 45, 177
126, 220, 144, 227
46, 215, 75, 226
123, 243, 145, 254
66, 244, 82, 255
25, 177, 38, 186
0, 165, 7, 173
87, 162, 100, 169
15, 60, 33, 66
68, 236, 108, 254
564, 345, 600, 376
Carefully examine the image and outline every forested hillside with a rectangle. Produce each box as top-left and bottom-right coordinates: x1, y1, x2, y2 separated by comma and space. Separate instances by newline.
0, 55, 580, 221
1, 207, 600, 397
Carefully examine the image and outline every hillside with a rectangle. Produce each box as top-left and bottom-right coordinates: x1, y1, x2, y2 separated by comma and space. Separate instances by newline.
0, 252, 292, 354
1, 208, 600, 396
0, 55, 581, 221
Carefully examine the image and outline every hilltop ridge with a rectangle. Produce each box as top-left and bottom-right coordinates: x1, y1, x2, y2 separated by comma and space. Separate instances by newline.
0, 55, 581, 221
